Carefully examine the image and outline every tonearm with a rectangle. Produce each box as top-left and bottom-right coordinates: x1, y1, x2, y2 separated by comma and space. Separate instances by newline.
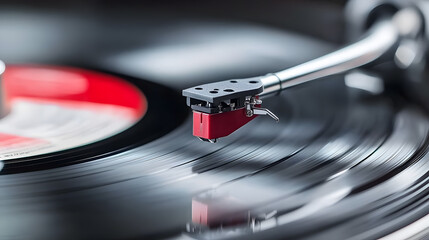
183, 3, 426, 143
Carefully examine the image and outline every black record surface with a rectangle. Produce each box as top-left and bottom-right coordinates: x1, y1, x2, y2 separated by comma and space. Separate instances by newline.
1, 4, 429, 240
2, 73, 429, 239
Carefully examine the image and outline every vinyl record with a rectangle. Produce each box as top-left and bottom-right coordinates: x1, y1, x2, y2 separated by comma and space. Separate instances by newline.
1, 3, 429, 240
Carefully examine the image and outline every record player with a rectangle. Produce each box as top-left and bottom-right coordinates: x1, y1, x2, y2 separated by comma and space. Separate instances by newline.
0, 0, 429, 239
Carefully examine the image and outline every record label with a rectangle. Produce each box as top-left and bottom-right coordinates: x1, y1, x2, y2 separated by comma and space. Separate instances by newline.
0, 65, 146, 160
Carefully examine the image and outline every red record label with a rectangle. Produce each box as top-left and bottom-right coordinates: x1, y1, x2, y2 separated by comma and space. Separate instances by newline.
0, 65, 146, 160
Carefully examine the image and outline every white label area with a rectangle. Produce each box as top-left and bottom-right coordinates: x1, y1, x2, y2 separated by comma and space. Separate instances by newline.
0, 98, 139, 160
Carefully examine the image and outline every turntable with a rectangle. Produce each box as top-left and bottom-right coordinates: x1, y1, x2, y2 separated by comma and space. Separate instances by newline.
0, 0, 429, 239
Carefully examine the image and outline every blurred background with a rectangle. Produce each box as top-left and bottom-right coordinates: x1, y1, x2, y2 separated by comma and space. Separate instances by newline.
0, 0, 348, 88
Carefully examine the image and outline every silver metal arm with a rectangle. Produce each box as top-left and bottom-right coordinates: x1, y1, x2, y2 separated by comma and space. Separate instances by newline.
182, 8, 424, 136
259, 8, 423, 98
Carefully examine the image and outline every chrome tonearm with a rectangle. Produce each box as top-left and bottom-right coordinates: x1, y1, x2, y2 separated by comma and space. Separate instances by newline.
183, 8, 424, 142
